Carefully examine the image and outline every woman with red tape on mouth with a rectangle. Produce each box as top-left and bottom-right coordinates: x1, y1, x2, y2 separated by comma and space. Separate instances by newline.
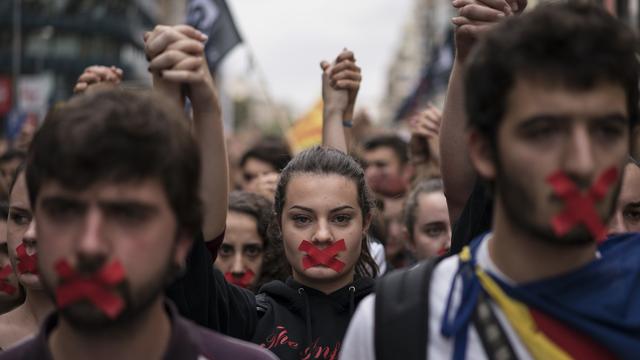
214, 191, 289, 292
0, 200, 24, 317
0, 166, 53, 350
197, 49, 380, 360
209, 145, 379, 360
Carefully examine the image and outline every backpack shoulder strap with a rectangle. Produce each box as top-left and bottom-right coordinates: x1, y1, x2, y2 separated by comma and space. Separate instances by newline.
374, 258, 440, 360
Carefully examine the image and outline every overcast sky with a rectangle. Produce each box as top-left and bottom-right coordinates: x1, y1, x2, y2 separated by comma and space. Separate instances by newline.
221, 0, 415, 117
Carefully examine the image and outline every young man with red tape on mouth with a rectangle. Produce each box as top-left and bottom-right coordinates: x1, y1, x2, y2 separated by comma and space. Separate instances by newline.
342, 1, 640, 359
0, 26, 276, 360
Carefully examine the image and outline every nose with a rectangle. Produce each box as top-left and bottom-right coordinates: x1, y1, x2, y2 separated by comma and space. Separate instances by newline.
23, 218, 37, 244
607, 210, 626, 236
77, 207, 108, 258
231, 253, 244, 274
312, 218, 333, 244
564, 126, 596, 183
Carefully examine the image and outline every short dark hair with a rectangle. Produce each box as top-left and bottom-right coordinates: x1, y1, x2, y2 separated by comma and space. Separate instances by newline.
362, 134, 409, 165
272, 146, 379, 278
465, 0, 639, 148
26, 89, 202, 237
403, 178, 444, 240
240, 137, 292, 173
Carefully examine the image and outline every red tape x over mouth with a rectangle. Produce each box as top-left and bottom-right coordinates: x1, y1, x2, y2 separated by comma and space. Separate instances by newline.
0, 265, 17, 295
16, 243, 37, 274
298, 239, 346, 272
547, 167, 618, 242
224, 269, 256, 288
55, 260, 126, 319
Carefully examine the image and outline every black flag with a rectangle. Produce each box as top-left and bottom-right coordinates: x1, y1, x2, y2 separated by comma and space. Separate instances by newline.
186, 0, 242, 71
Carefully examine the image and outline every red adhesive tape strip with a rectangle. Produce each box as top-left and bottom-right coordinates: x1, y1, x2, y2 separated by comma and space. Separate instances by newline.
298, 239, 347, 272
547, 167, 619, 243
16, 243, 37, 274
55, 260, 126, 319
224, 269, 256, 288
0, 265, 17, 295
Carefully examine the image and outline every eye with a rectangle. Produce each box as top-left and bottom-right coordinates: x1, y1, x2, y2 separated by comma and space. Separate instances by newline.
243, 173, 256, 182
9, 210, 31, 226
244, 244, 263, 258
422, 223, 446, 238
332, 214, 352, 225
592, 122, 625, 142
623, 205, 640, 224
518, 116, 566, 143
525, 124, 562, 140
219, 244, 234, 257
291, 214, 312, 226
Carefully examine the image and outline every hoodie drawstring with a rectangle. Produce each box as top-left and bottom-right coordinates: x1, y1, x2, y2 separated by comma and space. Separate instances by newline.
298, 288, 313, 347
348, 286, 356, 315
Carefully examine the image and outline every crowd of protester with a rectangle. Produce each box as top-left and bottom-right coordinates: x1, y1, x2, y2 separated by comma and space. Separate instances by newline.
0, 0, 638, 359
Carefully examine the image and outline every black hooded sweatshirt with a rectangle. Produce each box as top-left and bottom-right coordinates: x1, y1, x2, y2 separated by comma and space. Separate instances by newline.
166, 233, 375, 360
255, 276, 374, 359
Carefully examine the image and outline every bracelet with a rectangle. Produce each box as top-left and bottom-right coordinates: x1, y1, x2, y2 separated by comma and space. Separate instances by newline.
342, 119, 353, 128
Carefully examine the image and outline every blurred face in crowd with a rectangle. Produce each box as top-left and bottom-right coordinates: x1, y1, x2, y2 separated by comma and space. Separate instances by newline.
608, 162, 640, 235
0, 203, 22, 312
382, 197, 407, 260
241, 157, 277, 193
362, 147, 408, 196
408, 192, 451, 260
215, 211, 264, 288
35, 179, 191, 329
7, 172, 41, 290
281, 174, 366, 290
473, 78, 629, 244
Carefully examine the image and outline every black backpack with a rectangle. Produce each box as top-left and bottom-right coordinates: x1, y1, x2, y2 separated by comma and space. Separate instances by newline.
374, 257, 517, 360
374, 259, 440, 360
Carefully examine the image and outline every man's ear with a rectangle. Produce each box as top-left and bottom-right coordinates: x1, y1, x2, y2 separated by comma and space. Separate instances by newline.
467, 130, 496, 180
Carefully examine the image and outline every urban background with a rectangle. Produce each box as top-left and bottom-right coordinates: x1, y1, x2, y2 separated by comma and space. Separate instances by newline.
0, 0, 638, 154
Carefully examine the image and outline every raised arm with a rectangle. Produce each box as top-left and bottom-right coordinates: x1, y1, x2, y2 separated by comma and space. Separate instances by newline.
440, 0, 524, 221
321, 50, 361, 153
145, 25, 258, 339
409, 104, 443, 180
144, 25, 227, 241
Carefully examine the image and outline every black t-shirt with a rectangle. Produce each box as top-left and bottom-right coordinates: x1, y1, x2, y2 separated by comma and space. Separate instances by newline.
450, 179, 493, 254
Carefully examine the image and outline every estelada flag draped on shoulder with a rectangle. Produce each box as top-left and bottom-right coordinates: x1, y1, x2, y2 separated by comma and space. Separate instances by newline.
443, 233, 640, 360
